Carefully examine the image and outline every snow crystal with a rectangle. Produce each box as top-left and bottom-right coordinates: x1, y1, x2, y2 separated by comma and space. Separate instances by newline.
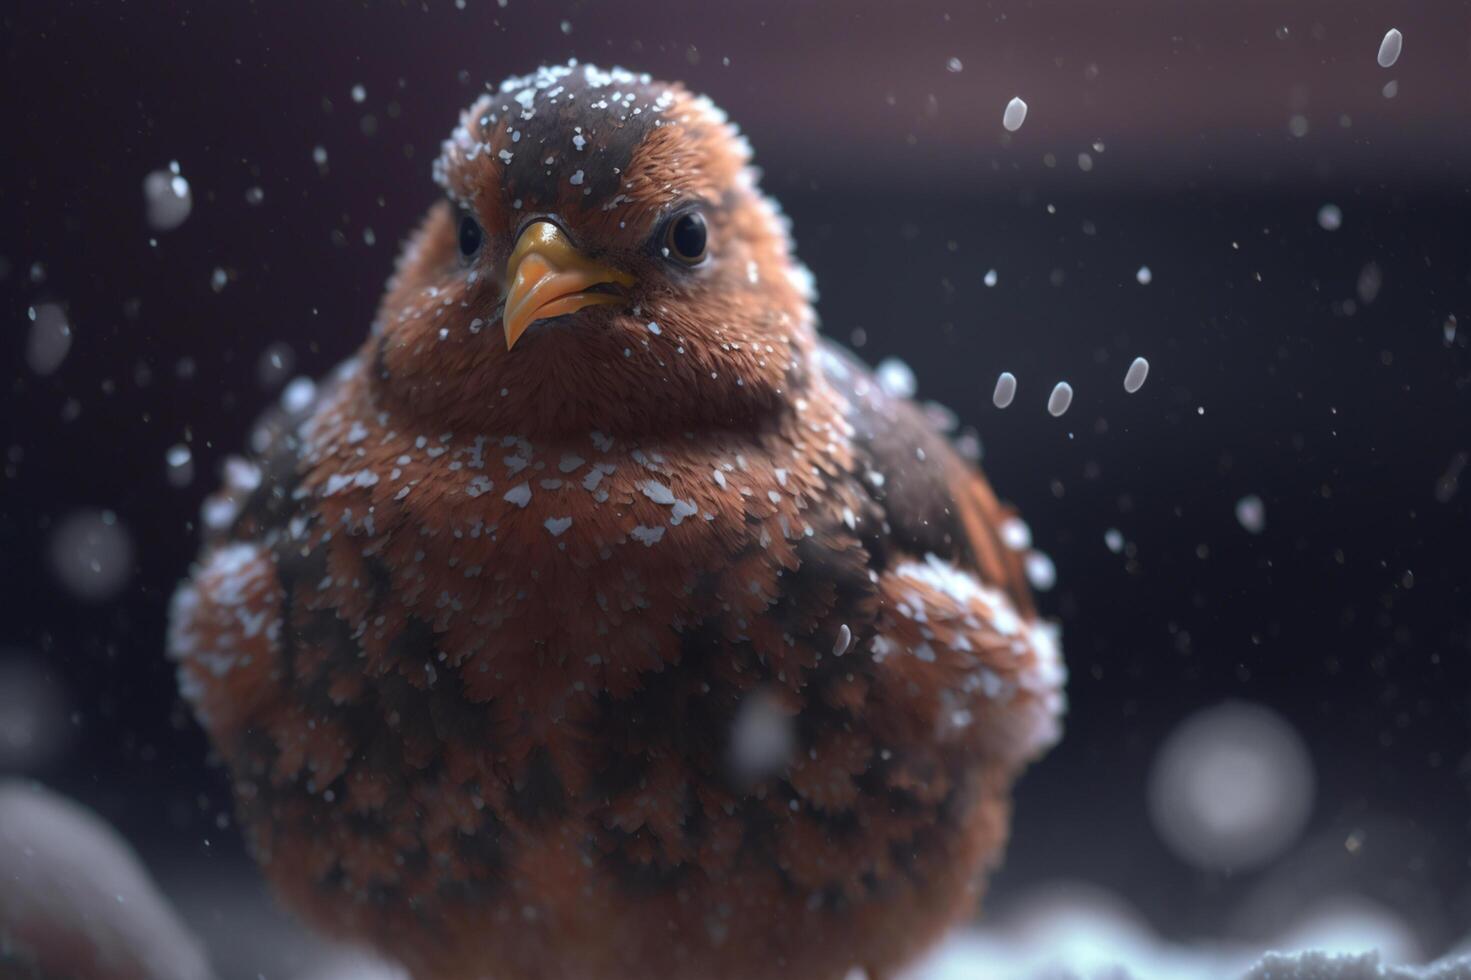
1135, 265, 1153, 285
569, 169, 585, 185
728, 689, 795, 783
503, 483, 532, 508
1123, 356, 1150, 394
876, 357, 917, 398
165, 444, 194, 488
257, 342, 295, 389
1024, 551, 1057, 591
1047, 382, 1073, 417
833, 623, 852, 657
1236, 495, 1265, 534
143, 167, 192, 231
1104, 528, 1124, 553
946, 57, 963, 73
26, 303, 72, 375
1000, 516, 1032, 551
201, 496, 239, 531
983, 268, 998, 287
280, 376, 316, 414
992, 372, 1017, 408
1377, 28, 1402, 69
1148, 701, 1313, 872
544, 516, 572, 536
1317, 204, 1343, 231
1002, 96, 1028, 132
48, 510, 134, 601
351, 83, 366, 103
245, 186, 265, 206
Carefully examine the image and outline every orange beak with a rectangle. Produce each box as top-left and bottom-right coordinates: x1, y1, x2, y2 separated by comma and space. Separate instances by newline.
501, 220, 634, 350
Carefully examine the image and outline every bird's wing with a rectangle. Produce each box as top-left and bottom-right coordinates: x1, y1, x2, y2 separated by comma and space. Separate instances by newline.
813, 341, 1064, 772
168, 362, 341, 748
817, 340, 1034, 618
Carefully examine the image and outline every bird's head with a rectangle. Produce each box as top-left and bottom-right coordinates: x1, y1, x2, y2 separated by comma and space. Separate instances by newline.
370, 62, 818, 439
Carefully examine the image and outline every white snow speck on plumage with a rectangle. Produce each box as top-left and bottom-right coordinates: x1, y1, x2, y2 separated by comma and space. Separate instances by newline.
1124, 357, 1150, 394
1002, 96, 1028, 132
1377, 28, 1402, 68
503, 483, 532, 508
993, 372, 1017, 409
281, 377, 316, 414
544, 517, 572, 536
630, 525, 665, 546
640, 480, 675, 505
1047, 382, 1073, 417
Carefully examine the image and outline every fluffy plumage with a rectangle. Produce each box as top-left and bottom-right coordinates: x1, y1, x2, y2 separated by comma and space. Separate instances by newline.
169, 62, 1064, 980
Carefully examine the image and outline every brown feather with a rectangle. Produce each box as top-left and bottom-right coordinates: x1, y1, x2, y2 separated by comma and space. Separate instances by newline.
169, 61, 1063, 980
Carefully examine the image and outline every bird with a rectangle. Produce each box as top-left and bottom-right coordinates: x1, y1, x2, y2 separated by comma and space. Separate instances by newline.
168, 61, 1065, 980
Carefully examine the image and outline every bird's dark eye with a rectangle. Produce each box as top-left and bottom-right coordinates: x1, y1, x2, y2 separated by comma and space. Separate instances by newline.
663, 211, 708, 265
458, 212, 483, 257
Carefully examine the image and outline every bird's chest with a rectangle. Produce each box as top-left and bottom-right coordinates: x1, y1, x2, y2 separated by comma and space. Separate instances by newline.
305, 421, 852, 697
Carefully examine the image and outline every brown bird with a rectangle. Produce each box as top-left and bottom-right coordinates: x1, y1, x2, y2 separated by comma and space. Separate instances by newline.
169, 62, 1065, 980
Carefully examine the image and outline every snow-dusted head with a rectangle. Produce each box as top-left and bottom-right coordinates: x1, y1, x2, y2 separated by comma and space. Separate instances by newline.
372, 62, 816, 438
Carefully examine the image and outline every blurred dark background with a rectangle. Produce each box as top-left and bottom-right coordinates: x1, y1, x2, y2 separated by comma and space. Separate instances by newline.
3, 0, 1470, 973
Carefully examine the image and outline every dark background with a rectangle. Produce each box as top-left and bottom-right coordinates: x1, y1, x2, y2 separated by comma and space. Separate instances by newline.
3, 0, 1469, 971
